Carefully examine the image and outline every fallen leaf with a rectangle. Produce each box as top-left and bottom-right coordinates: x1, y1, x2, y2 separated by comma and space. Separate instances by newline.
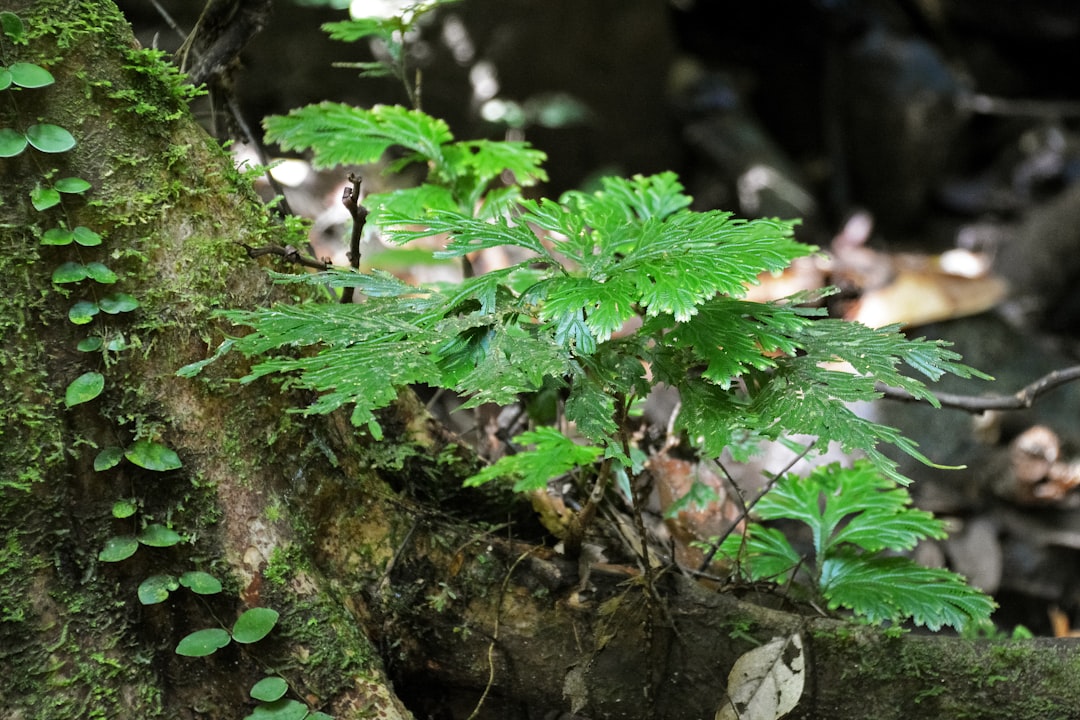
716, 633, 805, 720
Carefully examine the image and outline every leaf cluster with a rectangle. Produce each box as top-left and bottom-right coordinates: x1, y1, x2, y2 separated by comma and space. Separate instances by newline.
718, 462, 996, 631
228, 101, 989, 495
204, 78, 999, 637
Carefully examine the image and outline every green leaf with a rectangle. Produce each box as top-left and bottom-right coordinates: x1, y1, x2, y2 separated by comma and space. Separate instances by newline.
138, 574, 179, 605
68, 300, 99, 324
224, 301, 442, 428
323, 17, 397, 43
52, 261, 88, 284
443, 139, 548, 187
265, 103, 453, 169
364, 183, 458, 225
98, 536, 138, 562
9, 62, 54, 88
138, 523, 182, 548
180, 571, 223, 595
25, 123, 75, 153
564, 377, 617, 442
106, 336, 127, 352
0, 68, 9, 91
111, 498, 137, 518
64, 371, 104, 407
99, 293, 139, 313
176, 338, 236, 378
94, 446, 124, 471
820, 553, 995, 631
73, 226, 103, 246
31, 185, 60, 210
77, 336, 104, 351
0, 128, 26, 157
41, 227, 74, 245
250, 676, 289, 702
83, 262, 117, 284
244, 698, 309, 720
54, 176, 91, 193
125, 440, 182, 471
1, 12, 25, 43
464, 427, 604, 492
175, 628, 231, 657
719, 526, 803, 583
232, 607, 279, 644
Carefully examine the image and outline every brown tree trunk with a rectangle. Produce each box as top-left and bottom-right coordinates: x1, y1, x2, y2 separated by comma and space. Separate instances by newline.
2, 3, 1079, 720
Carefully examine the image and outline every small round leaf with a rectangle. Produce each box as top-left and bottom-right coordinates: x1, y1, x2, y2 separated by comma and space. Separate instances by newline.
26, 123, 75, 153
232, 608, 279, 644
125, 440, 182, 471
68, 300, 99, 324
106, 336, 127, 352
0, 69, 9, 91
98, 536, 138, 562
250, 676, 288, 702
54, 176, 91, 193
10, 62, 54, 88
0, 12, 24, 42
31, 186, 61, 211
77, 336, 104, 352
111, 498, 137, 518
52, 261, 88, 284
176, 628, 231, 657
41, 227, 74, 245
65, 371, 104, 407
245, 698, 308, 720
99, 292, 139, 314
0, 128, 26, 157
180, 571, 223, 595
84, 262, 117, 284
138, 574, 179, 605
94, 446, 124, 471
138, 523, 182, 548
73, 226, 103, 246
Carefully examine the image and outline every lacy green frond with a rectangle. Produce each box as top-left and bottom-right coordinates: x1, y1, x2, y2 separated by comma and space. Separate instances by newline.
222, 302, 443, 430
443, 140, 548, 187
264, 102, 452, 169
755, 462, 946, 558
820, 554, 996, 631
463, 427, 604, 492
720, 463, 995, 631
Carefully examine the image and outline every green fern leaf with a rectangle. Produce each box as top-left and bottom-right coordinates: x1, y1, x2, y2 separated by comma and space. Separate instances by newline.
565, 375, 617, 443
463, 427, 604, 492
443, 140, 548, 187
718, 526, 803, 583
820, 553, 995, 631
222, 301, 443, 431
265, 103, 452, 169
756, 462, 946, 557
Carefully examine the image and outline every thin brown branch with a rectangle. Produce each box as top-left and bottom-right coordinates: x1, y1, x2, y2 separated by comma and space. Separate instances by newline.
877, 365, 1080, 413
241, 242, 330, 270
341, 174, 368, 304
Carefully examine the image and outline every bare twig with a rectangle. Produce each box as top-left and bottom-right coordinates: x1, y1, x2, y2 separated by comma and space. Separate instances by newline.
241, 242, 330, 270
340, 174, 368, 304
697, 440, 818, 573
876, 365, 1080, 414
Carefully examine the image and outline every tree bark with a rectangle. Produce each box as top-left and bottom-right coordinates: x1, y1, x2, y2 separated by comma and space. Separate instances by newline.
2, 3, 1079, 720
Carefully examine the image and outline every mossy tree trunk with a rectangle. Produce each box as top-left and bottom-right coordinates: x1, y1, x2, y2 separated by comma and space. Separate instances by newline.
4, 3, 1080, 720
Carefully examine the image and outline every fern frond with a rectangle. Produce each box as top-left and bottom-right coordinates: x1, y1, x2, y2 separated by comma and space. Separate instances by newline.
718, 525, 803, 583
820, 553, 995, 631
264, 103, 452, 169
463, 427, 604, 492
